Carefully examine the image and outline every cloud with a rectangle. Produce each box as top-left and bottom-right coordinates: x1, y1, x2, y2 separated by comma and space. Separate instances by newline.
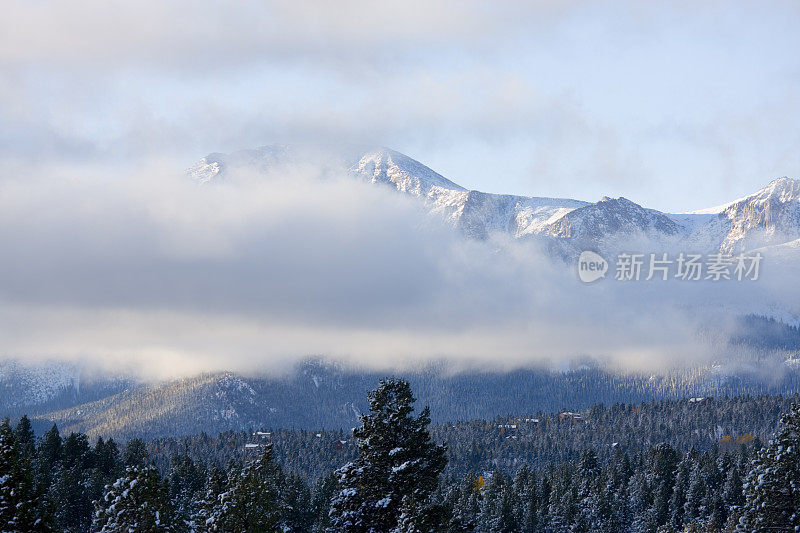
0, 1, 798, 372
0, 1, 571, 70
2, 156, 795, 379
1, 0, 798, 212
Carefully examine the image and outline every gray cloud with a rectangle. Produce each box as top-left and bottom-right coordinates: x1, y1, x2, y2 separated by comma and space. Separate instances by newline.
2, 158, 796, 379
0, 2, 798, 379
0, 1, 574, 69
1, 0, 798, 211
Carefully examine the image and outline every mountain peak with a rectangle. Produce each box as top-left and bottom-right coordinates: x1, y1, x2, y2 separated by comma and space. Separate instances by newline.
186, 144, 800, 256
543, 194, 678, 241
351, 147, 465, 194
598, 196, 636, 206
759, 176, 800, 201
719, 176, 800, 253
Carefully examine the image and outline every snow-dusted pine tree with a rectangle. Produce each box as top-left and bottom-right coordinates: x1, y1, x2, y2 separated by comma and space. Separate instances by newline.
93, 465, 179, 532
204, 445, 282, 532
0, 419, 37, 530
329, 379, 447, 532
738, 403, 800, 532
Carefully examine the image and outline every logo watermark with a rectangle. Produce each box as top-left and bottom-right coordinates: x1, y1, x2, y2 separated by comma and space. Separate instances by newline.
578, 251, 762, 283
577, 251, 608, 283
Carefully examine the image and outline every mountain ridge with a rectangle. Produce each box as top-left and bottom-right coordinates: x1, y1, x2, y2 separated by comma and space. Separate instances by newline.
188, 145, 800, 255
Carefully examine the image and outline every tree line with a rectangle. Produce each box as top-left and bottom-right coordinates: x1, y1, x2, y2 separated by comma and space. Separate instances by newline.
1, 379, 799, 531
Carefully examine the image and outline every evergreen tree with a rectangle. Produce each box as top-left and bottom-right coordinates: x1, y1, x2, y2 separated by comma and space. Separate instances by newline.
14, 414, 36, 460
34, 424, 62, 494
330, 378, 447, 532
311, 473, 337, 532
283, 473, 314, 532
722, 466, 744, 510
628, 469, 656, 533
537, 474, 551, 530
668, 453, 691, 529
205, 445, 282, 532
168, 454, 206, 524
33, 423, 62, 528
449, 473, 481, 531
684, 460, 710, 526
516, 467, 539, 533
649, 443, 681, 528
196, 465, 227, 531
0, 419, 38, 530
123, 438, 149, 467
89, 437, 123, 504
94, 465, 180, 532
494, 479, 521, 533
738, 404, 800, 532
53, 432, 95, 532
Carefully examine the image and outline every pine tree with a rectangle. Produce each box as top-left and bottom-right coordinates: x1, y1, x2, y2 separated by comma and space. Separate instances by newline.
516, 467, 539, 533
311, 473, 337, 532
196, 465, 227, 531
168, 454, 206, 524
34, 424, 62, 494
93, 465, 180, 532
33, 423, 62, 529
629, 469, 656, 533
283, 473, 314, 532
53, 432, 95, 532
668, 453, 691, 529
537, 474, 552, 530
722, 466, 744, 510
89, 437, 123, 504
738, 403, 800, 532
449, 473, 481, 531
494, 479, 521, 532
14, 415, 36, 461
330, 378, 447, 532
683, 462, 708, 524
649, 443, 681, 528
0, 418, 38, 530
205, 445, 282, 532
123, 438, 149, 467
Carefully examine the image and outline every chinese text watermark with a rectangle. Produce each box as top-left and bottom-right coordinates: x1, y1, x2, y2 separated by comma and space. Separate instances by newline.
578, 251, 762, 283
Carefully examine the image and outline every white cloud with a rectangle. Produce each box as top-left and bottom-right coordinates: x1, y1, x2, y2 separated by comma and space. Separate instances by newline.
2, 158, 792, 379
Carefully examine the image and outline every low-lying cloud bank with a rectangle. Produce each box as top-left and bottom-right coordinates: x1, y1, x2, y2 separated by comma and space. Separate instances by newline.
0, 160, 796, 379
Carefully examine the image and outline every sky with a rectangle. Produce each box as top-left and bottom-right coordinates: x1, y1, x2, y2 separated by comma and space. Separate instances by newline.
0, 1, 799, 378
1, 0, 798, 211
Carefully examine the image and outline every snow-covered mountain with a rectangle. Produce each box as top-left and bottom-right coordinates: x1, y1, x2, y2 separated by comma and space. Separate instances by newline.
0, 359, 137, 417
716, 177, 800, 253
188, 145, 800, 256
188, 146, 589, 242
542, 196, 681, 253
23, 352, 800, 439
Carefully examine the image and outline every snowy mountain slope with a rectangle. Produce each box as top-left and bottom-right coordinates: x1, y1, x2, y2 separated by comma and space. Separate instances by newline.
351, 148, 465, 194
32, 365, 377, 439
35, 373, 270, 439
187, 145, 590, 242
0, 360, 77, 410
0, 359, 137, 417
716, 177, 800, 253
188, 145, 800, 257
23, 352, 800, 440
543, 196, 680, 245
665, 177, 800, 254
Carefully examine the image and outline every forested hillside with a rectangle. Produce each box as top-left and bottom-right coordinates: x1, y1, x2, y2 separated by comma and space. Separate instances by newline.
2, 390, 799, 531
19, 349, 800, 439
142, 394, 787, 482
